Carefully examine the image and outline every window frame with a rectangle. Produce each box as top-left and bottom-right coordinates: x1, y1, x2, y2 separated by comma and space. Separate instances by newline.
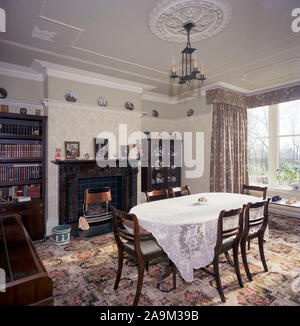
248, 100, 300, 188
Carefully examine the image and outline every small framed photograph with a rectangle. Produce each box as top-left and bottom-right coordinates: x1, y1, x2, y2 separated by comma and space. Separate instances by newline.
94, 138, 109, 159
65, 141, 80, 160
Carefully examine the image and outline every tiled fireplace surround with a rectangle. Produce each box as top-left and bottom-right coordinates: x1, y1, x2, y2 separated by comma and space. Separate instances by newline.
53, 160, 138, 233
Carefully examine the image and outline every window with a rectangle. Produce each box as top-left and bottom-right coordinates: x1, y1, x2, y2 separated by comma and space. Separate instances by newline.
279, 100, 300, 168
248, 106, 269, 185
248, 99, 300, 187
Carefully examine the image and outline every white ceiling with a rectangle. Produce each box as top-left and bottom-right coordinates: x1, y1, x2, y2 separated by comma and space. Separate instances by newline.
0, 0, 299, 98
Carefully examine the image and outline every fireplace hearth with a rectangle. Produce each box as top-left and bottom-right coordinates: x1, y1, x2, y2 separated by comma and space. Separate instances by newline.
52, 160, 138, 235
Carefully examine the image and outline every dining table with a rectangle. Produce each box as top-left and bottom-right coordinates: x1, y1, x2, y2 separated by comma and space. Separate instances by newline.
130, 192, 267, 282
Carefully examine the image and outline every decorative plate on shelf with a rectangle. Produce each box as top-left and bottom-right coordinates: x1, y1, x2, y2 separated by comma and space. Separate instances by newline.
0, 88, 7, 99
187, 108, 194, 117
152, 109, 159, 118
65, 90, 77, 103
125, 101, 134, 110
98, 96, 108, 107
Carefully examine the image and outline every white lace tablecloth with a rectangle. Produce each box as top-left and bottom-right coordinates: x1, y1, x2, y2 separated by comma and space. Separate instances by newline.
130, 192, 264, 282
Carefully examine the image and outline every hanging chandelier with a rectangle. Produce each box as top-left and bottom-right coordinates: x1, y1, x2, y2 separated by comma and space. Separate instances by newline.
170, 22, 206, 86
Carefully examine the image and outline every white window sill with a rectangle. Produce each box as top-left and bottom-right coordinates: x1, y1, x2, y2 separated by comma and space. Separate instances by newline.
268, 186, 300, 193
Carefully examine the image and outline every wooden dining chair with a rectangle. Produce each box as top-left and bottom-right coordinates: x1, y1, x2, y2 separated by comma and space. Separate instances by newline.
112, 207, 176, 306
145, 189, 169, 202
170, 185, 191, 198
240, 199, 270, 282
202, 207, 244, 303
242, 184, 267, 200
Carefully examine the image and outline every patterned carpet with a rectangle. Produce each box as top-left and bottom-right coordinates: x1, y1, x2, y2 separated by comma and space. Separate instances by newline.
35, 214, 300, 306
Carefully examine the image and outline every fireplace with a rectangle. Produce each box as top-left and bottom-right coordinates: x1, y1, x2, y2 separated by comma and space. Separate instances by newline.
52, 160, 138, 235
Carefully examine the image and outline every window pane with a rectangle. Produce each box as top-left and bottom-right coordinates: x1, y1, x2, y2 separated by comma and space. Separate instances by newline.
248, 137, 269, 185
248, 106, 269, 138
248, 106, 269, 185
279, 100, 300, 135
279, 136, 300, 168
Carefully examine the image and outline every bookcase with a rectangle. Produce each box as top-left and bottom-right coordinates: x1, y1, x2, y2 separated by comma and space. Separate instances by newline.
141, 138, 182, 193
0, 112, 47, 240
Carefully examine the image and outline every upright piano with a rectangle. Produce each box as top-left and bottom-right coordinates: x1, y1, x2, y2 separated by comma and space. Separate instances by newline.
0, 214, 53, 305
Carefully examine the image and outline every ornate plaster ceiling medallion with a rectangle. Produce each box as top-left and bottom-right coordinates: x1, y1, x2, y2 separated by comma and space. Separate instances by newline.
149, 0, 232, 43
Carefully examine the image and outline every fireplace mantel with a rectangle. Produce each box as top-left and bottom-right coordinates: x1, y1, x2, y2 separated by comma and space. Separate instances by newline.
52, 160, 138, 225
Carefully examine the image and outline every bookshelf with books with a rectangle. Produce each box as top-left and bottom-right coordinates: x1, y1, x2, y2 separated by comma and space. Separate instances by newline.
0, 112, 47, 240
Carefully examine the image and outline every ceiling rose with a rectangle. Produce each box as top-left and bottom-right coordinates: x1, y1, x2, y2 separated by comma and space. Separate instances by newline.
149, 0, 232, 43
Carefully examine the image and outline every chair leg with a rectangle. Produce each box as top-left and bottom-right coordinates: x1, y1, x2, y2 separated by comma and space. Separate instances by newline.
233, 246, 243, 288
145, 261, 149, 272
258, 234, 268, 272
248, 240, 251, 250
224, 250, 234, 267
133, 263, 145, 306
241, 241, 253, 281
213, 257, 226, 303
114, 249, 124, 290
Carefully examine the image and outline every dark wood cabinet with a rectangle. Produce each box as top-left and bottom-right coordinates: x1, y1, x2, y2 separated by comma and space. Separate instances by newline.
0, 112, 47, 240
141, 138, 182, 193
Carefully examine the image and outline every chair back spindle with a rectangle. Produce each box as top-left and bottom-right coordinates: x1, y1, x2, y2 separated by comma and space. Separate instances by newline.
215, 208, 244, 253
243, 199, 270, 239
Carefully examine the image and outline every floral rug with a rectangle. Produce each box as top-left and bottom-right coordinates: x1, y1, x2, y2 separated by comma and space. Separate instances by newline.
35, 214, 300, 306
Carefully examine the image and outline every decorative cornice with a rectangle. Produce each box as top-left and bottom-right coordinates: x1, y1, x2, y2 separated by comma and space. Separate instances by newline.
32, 60, 155, 94
1, 60, 298, 108
0, 61, 43, 82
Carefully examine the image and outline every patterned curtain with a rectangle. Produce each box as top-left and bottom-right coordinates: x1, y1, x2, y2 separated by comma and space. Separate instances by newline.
210, 103, 249, 193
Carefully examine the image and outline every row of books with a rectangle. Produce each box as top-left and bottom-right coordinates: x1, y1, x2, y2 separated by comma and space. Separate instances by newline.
0, 123, 41, 136
0, 184, 41, 201
0, 164, 42, 182
0, 144, 43, 158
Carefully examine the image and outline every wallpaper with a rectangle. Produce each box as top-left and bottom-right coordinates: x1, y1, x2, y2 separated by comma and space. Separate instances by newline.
142, 113, 212, 197
45, 101, 142, 235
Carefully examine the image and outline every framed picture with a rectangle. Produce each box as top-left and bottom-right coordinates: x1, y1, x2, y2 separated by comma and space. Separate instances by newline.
94, 138, 109, 159
64, 141, 80, 159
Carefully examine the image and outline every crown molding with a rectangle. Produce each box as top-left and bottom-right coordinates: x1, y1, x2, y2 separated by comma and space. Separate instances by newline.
244, 80, 300, 96
0, 61, 43, 82
1, 60, 298, 107
32, 60, 156, 94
